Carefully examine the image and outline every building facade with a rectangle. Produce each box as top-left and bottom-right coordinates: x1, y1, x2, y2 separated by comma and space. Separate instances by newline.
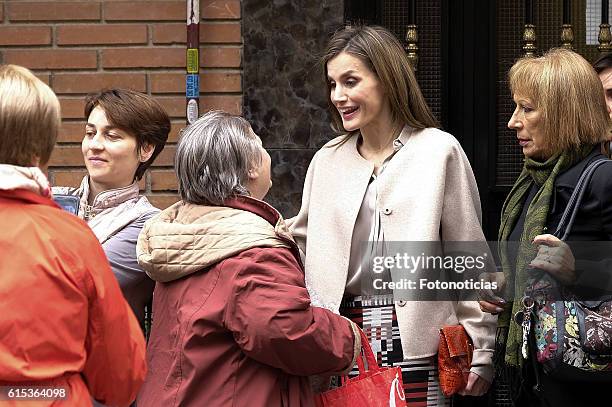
1, 0, 608, 238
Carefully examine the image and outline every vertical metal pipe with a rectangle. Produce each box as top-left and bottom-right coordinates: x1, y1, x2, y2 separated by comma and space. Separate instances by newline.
562, 0, 570, 24
523, 0, 537, 56
405, 0, 418, 71
186, 0, 200, 125
599, 0, 612, 53
525, 0, 533, 24
561, 0, 573, 50
408, 0, 416, 25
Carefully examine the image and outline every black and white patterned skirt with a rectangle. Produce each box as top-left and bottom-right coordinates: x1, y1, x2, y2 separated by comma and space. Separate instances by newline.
340, 295, 450, 407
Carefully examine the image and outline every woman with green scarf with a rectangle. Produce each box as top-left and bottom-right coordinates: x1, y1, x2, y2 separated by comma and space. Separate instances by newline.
480, 48, 612, 406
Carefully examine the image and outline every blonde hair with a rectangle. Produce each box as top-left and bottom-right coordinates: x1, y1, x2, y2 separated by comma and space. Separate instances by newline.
0, 64, 60, 166
509, 48, 610, 156
322, 25, 438, 140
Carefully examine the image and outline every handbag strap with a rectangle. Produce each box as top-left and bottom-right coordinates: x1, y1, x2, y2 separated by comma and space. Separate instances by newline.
553, 158, 610, 240
355, 328, 380, 375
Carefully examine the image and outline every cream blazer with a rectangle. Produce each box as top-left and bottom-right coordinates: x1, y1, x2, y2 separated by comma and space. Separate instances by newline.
289, 126, 497, 381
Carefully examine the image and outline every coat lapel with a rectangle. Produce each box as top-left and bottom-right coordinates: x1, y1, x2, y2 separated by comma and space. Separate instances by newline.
306, 136, 375, 311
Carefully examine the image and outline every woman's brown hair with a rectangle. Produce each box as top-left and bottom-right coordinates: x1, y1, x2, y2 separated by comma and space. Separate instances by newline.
84, 89, 170, 180
321, 25, 438, 143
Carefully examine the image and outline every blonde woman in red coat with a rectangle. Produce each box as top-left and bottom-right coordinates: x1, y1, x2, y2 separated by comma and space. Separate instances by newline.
0, 64, 146, 407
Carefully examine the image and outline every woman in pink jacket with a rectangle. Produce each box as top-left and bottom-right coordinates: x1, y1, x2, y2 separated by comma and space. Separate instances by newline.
136, 110, 360, 407
0, 65, 146, 406
53, 89, 170, 330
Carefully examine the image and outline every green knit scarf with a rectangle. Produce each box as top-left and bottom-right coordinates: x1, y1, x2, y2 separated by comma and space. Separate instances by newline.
496, 145, 593, 367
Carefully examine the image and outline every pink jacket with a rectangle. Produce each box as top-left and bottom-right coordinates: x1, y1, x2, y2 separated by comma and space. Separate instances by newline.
136, 196, 359, 407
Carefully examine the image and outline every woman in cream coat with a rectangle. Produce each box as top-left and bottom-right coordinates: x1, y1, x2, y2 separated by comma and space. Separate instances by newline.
290, 25, 496, 405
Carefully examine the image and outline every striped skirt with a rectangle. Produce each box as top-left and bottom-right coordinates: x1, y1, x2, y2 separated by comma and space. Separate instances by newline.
340, 295, 450, 407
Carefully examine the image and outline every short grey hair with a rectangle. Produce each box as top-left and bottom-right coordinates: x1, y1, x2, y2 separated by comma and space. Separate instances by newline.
175, 110, 262, 205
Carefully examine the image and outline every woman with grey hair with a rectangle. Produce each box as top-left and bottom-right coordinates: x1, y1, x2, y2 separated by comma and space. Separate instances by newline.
136, 110, 360, 407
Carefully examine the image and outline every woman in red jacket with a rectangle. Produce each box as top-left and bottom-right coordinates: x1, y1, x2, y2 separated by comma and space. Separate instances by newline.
137, 110, 360, 407
0, 64, 146, 406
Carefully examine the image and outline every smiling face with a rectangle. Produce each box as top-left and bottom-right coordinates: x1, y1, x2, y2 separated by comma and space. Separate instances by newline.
82, 106, 153, 193
508, 94, 548, 160
326, 52, 393, 136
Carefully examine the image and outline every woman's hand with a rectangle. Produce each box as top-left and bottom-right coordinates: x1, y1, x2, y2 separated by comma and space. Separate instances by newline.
530, 234, 576, 285
478, 272, 506, 314
458, 372, 490, 397
478, 299, 506, 314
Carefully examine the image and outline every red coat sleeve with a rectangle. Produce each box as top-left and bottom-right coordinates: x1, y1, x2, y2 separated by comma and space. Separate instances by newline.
223, 247, 357, 377
81, 240, 147, 407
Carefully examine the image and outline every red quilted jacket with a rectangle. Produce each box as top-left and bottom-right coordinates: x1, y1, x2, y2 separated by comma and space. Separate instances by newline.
137, 196, 358, 407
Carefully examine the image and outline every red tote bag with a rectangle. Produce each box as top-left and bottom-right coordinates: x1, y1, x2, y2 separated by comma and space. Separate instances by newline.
314, 329, 407, 407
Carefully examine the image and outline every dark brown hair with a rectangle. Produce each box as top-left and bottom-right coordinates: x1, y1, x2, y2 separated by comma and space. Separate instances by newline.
84, 89, 170, 180
321, 25, 438, 141
593, 52, 612, 74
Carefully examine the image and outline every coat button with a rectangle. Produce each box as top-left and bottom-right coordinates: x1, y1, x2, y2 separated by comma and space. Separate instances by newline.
396, 300, 407, 307
383, 208, 393, 215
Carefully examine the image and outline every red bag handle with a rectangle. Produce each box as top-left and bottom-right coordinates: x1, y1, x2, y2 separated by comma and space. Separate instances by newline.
339, 328, 381, 384
356, 329, 380, 375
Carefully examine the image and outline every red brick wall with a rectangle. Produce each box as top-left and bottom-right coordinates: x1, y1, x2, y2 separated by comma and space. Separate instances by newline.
0, 0, 242, 208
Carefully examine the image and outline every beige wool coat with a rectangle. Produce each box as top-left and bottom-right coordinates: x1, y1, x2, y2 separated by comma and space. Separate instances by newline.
289, 126, 497, 381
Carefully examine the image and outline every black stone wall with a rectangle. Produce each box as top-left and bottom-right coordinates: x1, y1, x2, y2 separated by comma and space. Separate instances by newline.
243, 0, 344, 217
